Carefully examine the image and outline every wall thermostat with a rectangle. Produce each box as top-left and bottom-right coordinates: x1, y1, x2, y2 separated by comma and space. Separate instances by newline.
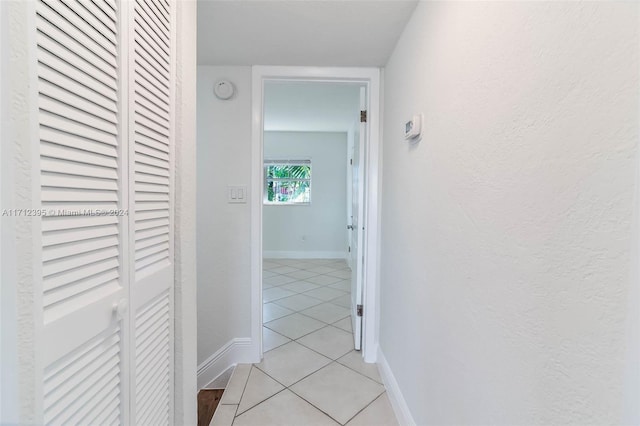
404, 114, 423, 140
214, 80, 234, 100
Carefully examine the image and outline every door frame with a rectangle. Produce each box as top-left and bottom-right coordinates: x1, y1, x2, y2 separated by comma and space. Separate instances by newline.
250, 66, 381, 362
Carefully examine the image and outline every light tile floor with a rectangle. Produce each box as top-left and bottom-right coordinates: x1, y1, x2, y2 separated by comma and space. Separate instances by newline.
210, 258, 399, 426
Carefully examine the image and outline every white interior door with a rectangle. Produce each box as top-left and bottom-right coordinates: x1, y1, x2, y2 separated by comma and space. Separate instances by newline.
37, 1, 175, 424
37, 0, 129, 424
129, 0, 175, 424
351, 87, 367, 351
346, 126, 355, 269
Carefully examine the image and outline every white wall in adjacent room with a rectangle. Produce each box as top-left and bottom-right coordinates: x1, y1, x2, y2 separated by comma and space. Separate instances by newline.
196, 66, 252, 366
263, 131, 348, 258
379, 2, 639, 425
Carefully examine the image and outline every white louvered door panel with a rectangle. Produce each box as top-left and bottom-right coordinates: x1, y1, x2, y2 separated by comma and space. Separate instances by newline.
129, 0, 175, 424
36, 0, 129, 425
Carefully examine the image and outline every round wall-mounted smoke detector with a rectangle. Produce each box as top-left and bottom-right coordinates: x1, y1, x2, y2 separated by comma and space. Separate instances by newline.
214, 80, 234, 100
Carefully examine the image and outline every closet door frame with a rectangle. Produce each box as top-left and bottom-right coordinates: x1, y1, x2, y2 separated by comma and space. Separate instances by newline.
1, 1, 197, 423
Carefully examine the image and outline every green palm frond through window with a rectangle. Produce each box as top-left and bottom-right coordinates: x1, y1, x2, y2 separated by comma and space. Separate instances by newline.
264, 160, 311, 204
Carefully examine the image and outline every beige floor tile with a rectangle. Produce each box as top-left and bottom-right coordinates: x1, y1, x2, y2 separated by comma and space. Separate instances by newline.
263, 287, 296, 303
255, 260, 390, 426
262, 270, 280, 278
209, 404, 237, 426
332, 316, 353, 333
328, 280, 351, 292
305, 259, 339, 266
325, 269, 352, 279
336, 350, 382, 383
265, 313, 326, 340
297, 326, 354, 360
303, 287, 347, 302
256, 341, 331, 386
233, 390, 339, 426
273, 259, 304, 267
256, 342, 331, 386
270, 266, 299, 274
264, 274, 299, 286
305, 274, 344, 286
263, 327, 291, 352
281, 280, 321, 294
305, 265, 338, 274
290, 363, 384, 425
219, 364, 251, 405
329, 261, 349, 270
300, 303, 350, 324
285, 270, 319, 280
346, 393, 399, 426
330, 293, 352, 308
273, 294, 324, 311
237, 367, 285, 415
263, 261, 282, 270
263, 303, 294, 322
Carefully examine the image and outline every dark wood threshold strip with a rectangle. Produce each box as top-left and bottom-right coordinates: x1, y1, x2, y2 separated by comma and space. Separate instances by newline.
198, 389, 225, 426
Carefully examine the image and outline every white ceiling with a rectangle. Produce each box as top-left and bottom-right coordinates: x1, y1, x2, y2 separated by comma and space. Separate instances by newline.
197, 0, 418, 66
264, 81, 361, 132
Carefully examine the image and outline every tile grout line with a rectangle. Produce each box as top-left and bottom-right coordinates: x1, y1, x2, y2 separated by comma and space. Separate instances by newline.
290, 325, 354, 359
264, 265, 351, 278
265, 290, 329, 305
262, 328, 383, 387
252, 356, 384, 426
247, 260, 382, 424
229, 404, 239, 426
264, 299, 349, 322
268, 302, 350, 324
264, 324, 352, 357
261, 327, 292, 352
233, 387, 290, 420
251, 361, 347, 424
264, 312, 351, 341
285, 271, 351, 281
266, 324, 381, 385
340, 389, 387, 425
231, 365, 264, 417
286, 306, 350, 326
286, 383, 349, 425
263, 317, 355, 350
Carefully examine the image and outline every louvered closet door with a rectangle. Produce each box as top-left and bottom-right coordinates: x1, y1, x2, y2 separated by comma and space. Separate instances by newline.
36, 0, 129, 425
128, 0, 176, 424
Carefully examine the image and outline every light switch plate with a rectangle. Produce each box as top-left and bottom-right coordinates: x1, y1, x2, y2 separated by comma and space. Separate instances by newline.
227, 185, 247, 203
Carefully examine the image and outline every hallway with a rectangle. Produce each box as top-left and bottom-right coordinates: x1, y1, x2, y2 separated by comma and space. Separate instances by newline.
209, 259, 398, 425
2, 0, 638, 424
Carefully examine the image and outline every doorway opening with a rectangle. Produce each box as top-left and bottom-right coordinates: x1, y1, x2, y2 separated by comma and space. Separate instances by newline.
250, 67, 381, 364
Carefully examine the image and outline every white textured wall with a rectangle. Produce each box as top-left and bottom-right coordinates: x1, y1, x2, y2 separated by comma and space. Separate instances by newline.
1, 2, 39, 422
380, 2, 639, 425
263, 131, 348, 257
0, 1, 18, 422
196, 66, 253, 365
174, 1, 198, 424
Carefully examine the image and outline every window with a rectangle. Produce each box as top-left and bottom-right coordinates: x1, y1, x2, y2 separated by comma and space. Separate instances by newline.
264, 159, 311, 204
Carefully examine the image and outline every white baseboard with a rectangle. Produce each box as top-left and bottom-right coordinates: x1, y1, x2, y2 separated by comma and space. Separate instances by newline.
377, 347, 416, 426
197, 338, 255, 389
263, 250, 347, 259
205, 365, 234, 389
